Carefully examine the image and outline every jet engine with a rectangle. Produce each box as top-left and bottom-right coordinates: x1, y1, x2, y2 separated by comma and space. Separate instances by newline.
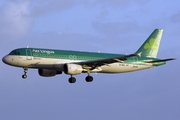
38, 69, 62, 77
63, 64, 83, 75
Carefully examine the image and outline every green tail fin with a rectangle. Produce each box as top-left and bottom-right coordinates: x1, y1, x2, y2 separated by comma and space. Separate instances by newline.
135, 29, 163, 58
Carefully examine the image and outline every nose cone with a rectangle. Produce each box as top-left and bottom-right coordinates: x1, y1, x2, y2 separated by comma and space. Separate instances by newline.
2, 55, 12, 65
2, 55, 8, 64
2, 55, 19, 67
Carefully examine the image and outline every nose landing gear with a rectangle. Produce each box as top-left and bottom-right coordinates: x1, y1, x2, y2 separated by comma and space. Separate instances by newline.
22, 67, 28, 79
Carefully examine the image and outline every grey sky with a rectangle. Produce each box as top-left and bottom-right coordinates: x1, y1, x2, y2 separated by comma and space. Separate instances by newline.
0, 0, 180, 120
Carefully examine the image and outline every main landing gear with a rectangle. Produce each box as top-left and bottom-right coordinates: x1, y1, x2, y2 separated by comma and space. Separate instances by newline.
68, 71, 93, 83
68, 75, 76, 83
68, 75, 94, 83
85, 70, 93, 82
22, 67, 28, 79
85, 75, 93, 82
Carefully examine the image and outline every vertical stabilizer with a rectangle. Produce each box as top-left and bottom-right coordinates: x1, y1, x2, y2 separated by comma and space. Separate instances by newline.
135, 29, 163, 58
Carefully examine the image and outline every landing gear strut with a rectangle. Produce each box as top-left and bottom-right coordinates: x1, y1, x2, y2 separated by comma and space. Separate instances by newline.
22, 67, 28, 79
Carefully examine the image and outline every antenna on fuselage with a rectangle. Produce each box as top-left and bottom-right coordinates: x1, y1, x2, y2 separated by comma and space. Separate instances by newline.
26, 46, 29, 48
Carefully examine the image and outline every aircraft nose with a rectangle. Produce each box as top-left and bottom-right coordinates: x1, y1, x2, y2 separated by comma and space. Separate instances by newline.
2, 55, 9, 64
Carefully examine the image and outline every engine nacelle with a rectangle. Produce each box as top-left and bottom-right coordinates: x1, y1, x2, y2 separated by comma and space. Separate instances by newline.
63, 64, 83, 75
38, 69, 62, 77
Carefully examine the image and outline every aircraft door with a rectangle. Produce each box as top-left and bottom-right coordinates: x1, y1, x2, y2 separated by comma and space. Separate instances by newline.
26, 49, 32, 60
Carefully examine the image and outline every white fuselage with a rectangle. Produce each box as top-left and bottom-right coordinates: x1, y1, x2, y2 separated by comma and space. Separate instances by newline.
3, 55, 153, 73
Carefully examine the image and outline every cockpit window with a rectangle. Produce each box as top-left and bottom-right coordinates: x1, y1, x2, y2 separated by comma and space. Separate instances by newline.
9, 51, 20, 55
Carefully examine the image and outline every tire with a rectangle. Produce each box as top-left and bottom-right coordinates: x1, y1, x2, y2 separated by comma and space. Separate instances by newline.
22, 74, 27, 79
85, 76, 93, 82
69, 77, 76, 83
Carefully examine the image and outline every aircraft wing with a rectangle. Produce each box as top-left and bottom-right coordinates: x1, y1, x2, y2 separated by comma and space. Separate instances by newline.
75, 54, 137, 70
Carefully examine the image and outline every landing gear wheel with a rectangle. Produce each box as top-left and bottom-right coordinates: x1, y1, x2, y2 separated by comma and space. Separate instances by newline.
22, 74, 27, 79
85, 76, 93, 82
69, 77, 76, 83
22, 67, 28, 79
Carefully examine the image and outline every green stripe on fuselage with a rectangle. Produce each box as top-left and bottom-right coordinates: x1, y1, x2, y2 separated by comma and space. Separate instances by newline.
10, 48, 122, 60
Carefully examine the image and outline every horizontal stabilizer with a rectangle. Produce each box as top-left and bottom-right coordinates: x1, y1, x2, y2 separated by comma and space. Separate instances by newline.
145, 58, 176, 63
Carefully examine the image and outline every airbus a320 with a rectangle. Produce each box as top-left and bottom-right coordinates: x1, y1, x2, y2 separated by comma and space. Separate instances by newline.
2, 29, 175, 83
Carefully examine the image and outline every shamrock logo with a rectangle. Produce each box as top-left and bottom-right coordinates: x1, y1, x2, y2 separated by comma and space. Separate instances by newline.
144, 38, 158, 51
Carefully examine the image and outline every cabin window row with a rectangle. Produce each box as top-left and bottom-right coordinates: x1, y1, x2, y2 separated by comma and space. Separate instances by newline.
32, 54, 101, 60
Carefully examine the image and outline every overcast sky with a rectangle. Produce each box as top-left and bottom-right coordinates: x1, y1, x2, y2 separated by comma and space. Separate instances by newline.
0, 0, 180, 120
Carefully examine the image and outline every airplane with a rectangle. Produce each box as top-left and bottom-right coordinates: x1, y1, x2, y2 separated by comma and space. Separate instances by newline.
2, 29, 175, 83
